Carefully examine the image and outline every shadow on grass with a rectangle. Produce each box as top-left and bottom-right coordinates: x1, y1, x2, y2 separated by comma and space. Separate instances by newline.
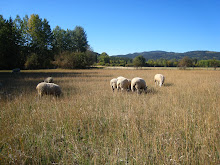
0, 71, 111, 98
164, 83, 174, 87
147, 87, 158, 95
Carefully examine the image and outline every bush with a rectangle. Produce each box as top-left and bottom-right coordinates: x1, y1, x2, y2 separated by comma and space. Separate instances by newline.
25, 53, 40, 69
54, 51, 96, 69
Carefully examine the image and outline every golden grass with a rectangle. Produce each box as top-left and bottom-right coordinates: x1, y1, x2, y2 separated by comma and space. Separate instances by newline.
0, 69, 219, 164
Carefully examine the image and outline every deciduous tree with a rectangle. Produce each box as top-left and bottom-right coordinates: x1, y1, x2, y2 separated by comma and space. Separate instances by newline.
178, 56, 193, 69
133, 55, 146, 68
98, 52, 110, 65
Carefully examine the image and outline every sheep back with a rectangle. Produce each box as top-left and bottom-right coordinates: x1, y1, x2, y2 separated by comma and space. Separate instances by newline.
131, 77, 147, 93
117, 78, 130, 91
36, 82, 61, 97
154, 74, 165, 87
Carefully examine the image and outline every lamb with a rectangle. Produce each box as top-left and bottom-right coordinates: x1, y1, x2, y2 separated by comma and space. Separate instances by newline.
117, 77, 131, 91
36, 82, 62, 97
154, 74, 165, 87
110, 78, 118, 92
131, 77, 147, 94
44, 77, 53, 83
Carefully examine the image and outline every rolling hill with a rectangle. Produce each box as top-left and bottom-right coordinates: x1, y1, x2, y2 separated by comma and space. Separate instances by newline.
113, 51, 220, 60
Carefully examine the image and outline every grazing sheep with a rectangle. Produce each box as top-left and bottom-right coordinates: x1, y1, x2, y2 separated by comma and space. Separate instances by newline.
117, 76, 126, 80
117, 77, 131, 91
154, 74, 165, 87
12, 68, 20, 73
131, 77, 147, 94
36, 82, 61, 97
44, 77, 53, 83
110, 78, 118, 92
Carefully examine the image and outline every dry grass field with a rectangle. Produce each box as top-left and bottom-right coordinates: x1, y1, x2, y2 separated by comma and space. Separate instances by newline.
0, 68, 219, 164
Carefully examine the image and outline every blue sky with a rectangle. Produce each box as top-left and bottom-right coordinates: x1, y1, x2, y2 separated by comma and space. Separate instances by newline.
1, 0, 220, 55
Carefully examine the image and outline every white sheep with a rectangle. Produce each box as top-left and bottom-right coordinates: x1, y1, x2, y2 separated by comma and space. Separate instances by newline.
154, 74, 165, 87
131, 77, 147, 94
117, 77, 131, 91
36, 82, 62, 97
110, 78, 118, 92
117, 76, 125, 80
44, 77, 53, 83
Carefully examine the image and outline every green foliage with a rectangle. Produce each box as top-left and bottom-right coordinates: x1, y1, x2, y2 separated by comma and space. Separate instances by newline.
0, 13, 219, 70
198, 59, 220, 68
73, 26, 88, 52
53, 26, 88, 53
210, 58, 219, 70
0, 14, 93, 69
27, 14, 53, 51
52, 26, 90, 68
146, 59, 178, 67
115, 51, 220, 60
133, 55, 146, 67
98, 52, 110, 65
178, 56, 193, 69
109, 56, 132, 66
0, 16, 22, 69
25, 53, 40, 69
53, 51, 97, 69
53, 26, 67, 53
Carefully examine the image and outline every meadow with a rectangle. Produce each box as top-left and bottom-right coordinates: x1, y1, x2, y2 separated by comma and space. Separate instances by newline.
0, 68, 219, 164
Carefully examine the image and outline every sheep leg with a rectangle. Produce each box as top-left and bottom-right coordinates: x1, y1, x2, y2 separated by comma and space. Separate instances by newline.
132, 84, 136, 92
144, 87, 147, 94
111, 86, 114, 92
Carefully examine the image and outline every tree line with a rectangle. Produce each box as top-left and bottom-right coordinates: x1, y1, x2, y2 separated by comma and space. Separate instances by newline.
0, 14, 219, 70
98, 54, 220, 69
0, 14, 97, 69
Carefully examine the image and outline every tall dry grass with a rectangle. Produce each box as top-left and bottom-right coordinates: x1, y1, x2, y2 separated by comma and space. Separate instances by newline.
0, 69, 219, 164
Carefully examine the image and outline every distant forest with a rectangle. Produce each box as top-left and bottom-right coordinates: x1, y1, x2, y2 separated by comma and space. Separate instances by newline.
114, 51, 220, 60
110, 51, 220, 68
0, 14, 219, 69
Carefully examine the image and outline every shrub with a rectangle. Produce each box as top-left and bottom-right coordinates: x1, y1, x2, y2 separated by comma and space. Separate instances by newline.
54, 51, 96, 69
25, 53, 40, 69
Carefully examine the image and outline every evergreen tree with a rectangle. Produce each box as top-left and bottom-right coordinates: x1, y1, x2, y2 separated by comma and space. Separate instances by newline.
73, 26, 88, 52
0, 16, 21, 69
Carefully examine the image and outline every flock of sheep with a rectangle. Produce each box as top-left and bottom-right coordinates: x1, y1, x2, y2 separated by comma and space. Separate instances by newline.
36, 74, 165, 97
110, 74, 165, 94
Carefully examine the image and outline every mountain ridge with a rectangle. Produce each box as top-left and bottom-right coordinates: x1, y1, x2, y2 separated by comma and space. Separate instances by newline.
112, 51, 220, 60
